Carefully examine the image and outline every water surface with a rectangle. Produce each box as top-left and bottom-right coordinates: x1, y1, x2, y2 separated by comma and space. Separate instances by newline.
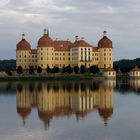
0, 80, 140, 140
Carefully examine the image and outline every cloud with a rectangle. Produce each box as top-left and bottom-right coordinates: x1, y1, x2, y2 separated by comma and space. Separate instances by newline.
0, 0, 10, 7
0, 0, 140, 59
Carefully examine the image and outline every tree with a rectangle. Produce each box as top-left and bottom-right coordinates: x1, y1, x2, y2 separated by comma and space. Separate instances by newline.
0, 59, 16, 71
89, 65, 100, 74
52, 66, 60, 73
17, 66, 23, 75
37, 66, 42, 74
74, 66, 79, 74
61, 66, 66, 73
5, 68, 12, 76
47, 66, 51, 73
66, 65, 73, 74
29, 66, 34, 74
80, 65, 86, 74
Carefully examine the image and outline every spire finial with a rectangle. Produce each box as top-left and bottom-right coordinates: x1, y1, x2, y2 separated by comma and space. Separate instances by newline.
22, 33, 25, 39
47, 28, 49, 37
75, 35, 79, 41
44, 28, 47, 35
103, 31, 107, 36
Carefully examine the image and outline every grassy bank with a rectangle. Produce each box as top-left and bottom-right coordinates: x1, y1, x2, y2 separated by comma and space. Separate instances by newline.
0, 74, 133, 82
0, 75, 96, 82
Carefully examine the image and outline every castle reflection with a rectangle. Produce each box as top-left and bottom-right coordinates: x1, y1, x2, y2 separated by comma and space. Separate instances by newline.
16, 80, 117, 129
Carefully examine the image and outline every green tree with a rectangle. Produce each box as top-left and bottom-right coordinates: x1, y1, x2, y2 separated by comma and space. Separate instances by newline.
29, 66, 34, 74
80, 65, 86, 74
17, 66, 23, 75
89, 65, 100, 74
5, 68, 12, 76
47, 66, 51, 73
66, 65, 73, 74
37, 66, 42, 74
52, 66, 60, 73
74, 66, 79, 74
61, 66, 66, 73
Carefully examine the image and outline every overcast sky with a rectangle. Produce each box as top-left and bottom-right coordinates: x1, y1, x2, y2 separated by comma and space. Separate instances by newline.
0, 0, 140, 60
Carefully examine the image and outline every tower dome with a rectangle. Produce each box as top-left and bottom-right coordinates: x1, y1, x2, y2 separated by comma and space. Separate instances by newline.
38, 29, 53, 47
17, 107, 31, 125
98, 31, 112, 48
16, 34, 31, 50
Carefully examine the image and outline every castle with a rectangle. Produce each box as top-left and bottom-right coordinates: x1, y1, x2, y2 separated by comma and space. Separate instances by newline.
16, 29, 113, 70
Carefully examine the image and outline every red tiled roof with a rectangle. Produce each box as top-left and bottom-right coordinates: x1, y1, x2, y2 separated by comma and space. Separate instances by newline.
131, 66, 140, 71
98, 108, 113, 119
73, 40, 92, 47
92, 47, 98, 52
17, 107, 31, 118
16, 39, 31, 51
31, 49, 37, 54
54, 40, 73, 51
38, 111, 53, 123
98, 36, 113, 48
38, 34, 53, 47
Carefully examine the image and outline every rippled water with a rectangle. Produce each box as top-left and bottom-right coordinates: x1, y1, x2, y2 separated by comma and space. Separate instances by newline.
0, 80, 140, 140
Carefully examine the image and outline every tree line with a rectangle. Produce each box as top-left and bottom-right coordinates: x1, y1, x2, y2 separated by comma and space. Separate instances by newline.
16, 65, 100, 75
0, 58, 140, 75
113, 58, 140, 73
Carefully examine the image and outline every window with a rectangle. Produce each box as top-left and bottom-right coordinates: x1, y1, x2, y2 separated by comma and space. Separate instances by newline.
24, 55, 26, 58
104, 49, 106, 51
104, 64, 106, 68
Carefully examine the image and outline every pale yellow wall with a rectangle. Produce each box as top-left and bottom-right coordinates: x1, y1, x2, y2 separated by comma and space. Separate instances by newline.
29, 53, 37, 68
129, 71, 140, 77
16, 50, 30, 69
70, 46, 93, 68
103, 71, 116, 78
37, 47, 54, 69
16, 85, 31, 108
54, 51, 70, 68
98, 48, 113, 69
91, 51, 99, 66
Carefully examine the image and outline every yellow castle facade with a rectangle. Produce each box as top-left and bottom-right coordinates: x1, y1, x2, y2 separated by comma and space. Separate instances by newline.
16, 29, 113, 70
16, 80, 115, 127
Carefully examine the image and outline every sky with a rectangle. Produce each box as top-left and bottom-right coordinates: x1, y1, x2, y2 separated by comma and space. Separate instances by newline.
0, 0, 140, 60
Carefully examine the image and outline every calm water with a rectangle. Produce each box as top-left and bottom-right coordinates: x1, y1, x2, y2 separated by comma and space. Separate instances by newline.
0, 80, 140, 140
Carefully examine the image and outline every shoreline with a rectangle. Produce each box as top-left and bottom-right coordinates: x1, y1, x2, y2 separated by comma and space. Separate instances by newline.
0, 75, 95, 82
0, 74, 135, 82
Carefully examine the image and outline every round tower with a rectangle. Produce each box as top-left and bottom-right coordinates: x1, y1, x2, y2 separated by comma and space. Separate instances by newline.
37, 29, 54, 69
98, 80, 114, 126
16, 34, 31, 70
98, 31, 113, 69
16, 84, 31, 126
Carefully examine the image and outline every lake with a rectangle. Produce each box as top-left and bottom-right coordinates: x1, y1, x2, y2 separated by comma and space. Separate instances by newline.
0, 79, 140, 140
